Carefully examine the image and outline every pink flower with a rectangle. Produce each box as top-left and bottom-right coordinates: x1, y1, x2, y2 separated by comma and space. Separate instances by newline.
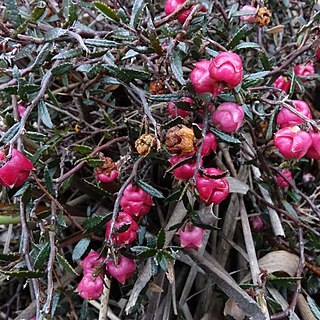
239, 5, 257, 23
169, 152, 199, 180
177, 222, 205, 248
105, 211, 139, 245
306, 130, 320, 160
120, 184, 154, 218
168, 97, 193, 118
273, 126, 312, 159
190, 60, 223, 96
195, 168, 230, 205
81, 251, 104, 275
212, 102, 244, 133
276, 100, 312, 128
0, 148, 34, 188
209, 52, 243, 89
106, 256, 135, 284
273, 76, 291, 92
95, 157, 118, 183
17, 105, 26, 117
249, 216, 264, 233
294, 62, 315, 78
276, 169, 293, 188
76, 275, 103, 300
164, 0, 206, 23
201, 132, 217, 156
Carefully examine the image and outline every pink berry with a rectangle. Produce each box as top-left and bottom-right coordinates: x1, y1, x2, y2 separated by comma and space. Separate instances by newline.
273, 76, 291, 92
190, 60, 223, 96
164, 0, 206, 23
169, 152, 198, 180
276, 169, 293, 188
120, 184, 154, 218
76, 274, 104, 300
294, 62, 315, 78
276, 100, 312, 128
273, 126, 312, 159
212, 102, 244, 133
239, 5, 257, 23
0, 148, 34, 188
106, 256, 135, 284
306, 130, 320, 160
105, 211, 139, 245
81, 251, 104, 275
209, 52, 243, 89
195, 168, 230, 205
168, 97, 193, 118
177, 222, 205, 248
249, 216, 264, 233
17, 105, 26, 117
201, 132, 217, 156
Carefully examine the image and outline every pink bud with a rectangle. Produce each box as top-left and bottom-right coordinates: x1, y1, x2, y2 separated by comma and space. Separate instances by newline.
120, 184, 154, 218
0, 148, 34, 188
239, 5, 257, 23
164, 0, 207, 23
276, 169, 293, 188
273, 76, 291, 92
249, 216, 264, 233
306, 130, 320, 160
212, 102, 244, 133
177, 222, 205, 248
209, 52, 243, 89
190, 60, 223, 96
303, 173, 315, 183
97, 170, 118, 183
17, 105, 26, 117
168, 97, 193, 118
201, 132, 217, 156
105, 211, 139, 245
169, 152, 199, 180
276, 100, 312, 128
76, 275, 103, 300
273, 126, 312, 159
106, 256, 135, 284
294, 62, 315, 78
195, 168, 230, 205
81, 251, 104, 275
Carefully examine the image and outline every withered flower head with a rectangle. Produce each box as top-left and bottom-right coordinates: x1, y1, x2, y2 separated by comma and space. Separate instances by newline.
135, 133, 156, 156
165, 125, 195, 155
255, 7, 271, 27
149, 79, 168, 95
95, 156, 117, 176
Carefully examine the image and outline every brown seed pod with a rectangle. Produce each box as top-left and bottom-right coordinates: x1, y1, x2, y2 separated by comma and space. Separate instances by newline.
149, 79, 168, 95
165, 125, 196, 155
135, 133, 156, 156
255, 7, 271, 27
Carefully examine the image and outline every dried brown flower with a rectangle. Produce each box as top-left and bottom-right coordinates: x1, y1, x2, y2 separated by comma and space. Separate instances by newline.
135, 134, 156, 156
255, 7, 271, 27
95, 156, 117, 176
149, 80, 168, 95
165, 125, 195, 155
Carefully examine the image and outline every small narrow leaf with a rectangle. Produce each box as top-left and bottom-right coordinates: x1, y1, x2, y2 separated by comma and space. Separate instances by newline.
39, 100, 53, 129
4, 0, 22, 27
34, 243, 50, 270
234, 42, 261, 51
227, 25, 254, 49
56, 253, 79, 275
171, 50, 186, 85
282, 200, 299, 220
157, 229, 166, 249
0, 269, 44, 278
52, 48, 83, 60
44, 166, 55, 195
307, 295, 320, 320
72, 145, 93, 155
93, 1, 119, 22
52, 63, 73, 76
137, 181, 165, 198
1, 123, 20, 143
72, 238, 91, 261
129, 0, 145, 28
210, 128, 241, 144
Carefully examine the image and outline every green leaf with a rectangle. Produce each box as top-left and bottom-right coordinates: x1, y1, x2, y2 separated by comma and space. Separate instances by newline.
52, 63, 73, 76
0, 253, 20, 262
148, 93, 183, 101
157, 253, 167, 271
93, 1, 119, 22
0, 269, 44, 278
52, 48, 83, 60
288, 72, 296, 99
137, 180, 164, 198
156, 228, 166, 249
210, 128, 241, 144
282, 200, 299, 220
227, 25, 254, 49
234, 42, 261, 51
67, 0, 77, 25
148, 28, 163, 55
307, 295, 320, 320
31, 4, 46, 21
171, 50, 186, 85
39, 100, 53, 129
56, 253, 79, 275
82, 215, 104, 230
34, 242, 50, 270
26, 131, 47, 142
82, 180, 113, 198
84, 39, 118, 48
4, 0, 22, 27
72, 238, 91, 261
244, 71, 270, 82
138, 248, 157, 258
45, 28, 67, 41
266, 109, 277, 140
87, 158, 105, 168
44, 166, 55, 195
72, 145, 93, 155
1, 122, 20, 143
30, 145, 50, 164
129, 0, 145, 28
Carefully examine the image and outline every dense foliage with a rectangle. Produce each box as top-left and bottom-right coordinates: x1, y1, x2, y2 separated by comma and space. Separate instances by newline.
0, 0, 320, 319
